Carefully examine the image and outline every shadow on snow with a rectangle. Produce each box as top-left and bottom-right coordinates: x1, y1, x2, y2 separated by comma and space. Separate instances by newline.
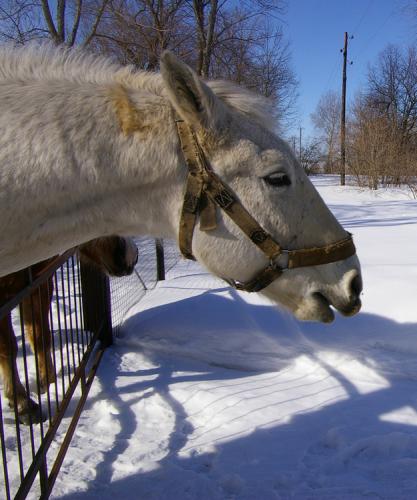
57, 288, 417, 499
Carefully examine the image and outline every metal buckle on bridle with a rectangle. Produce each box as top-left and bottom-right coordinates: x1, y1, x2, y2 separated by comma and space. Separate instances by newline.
272, 250, 289, 271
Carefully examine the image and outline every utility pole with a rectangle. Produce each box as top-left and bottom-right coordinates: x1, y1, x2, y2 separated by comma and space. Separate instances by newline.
340, 31, 352, 186
299, 126, 303, 165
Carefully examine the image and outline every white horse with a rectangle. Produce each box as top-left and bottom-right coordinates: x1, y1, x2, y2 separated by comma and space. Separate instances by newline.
0, 44, 361, 322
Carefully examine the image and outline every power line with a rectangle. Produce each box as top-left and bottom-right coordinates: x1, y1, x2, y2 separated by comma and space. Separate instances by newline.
351, 0, 374, 37
325, 57, 341, 90
324, 0, 371, 93
355, 9, 394, 59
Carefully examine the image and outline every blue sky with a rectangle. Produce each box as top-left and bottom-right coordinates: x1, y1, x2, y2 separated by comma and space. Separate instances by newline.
285, 0, 415, 140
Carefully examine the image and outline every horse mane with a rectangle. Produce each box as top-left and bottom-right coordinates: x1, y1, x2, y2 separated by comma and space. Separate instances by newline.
0, 43, 276, 131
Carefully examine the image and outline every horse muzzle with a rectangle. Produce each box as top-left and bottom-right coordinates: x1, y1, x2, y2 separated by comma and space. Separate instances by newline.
301, 270, 363, 323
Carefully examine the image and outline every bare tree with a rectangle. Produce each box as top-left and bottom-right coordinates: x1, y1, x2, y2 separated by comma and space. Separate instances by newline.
209, 16, 298, 128
192, 0, 218, 77
0, 1, 44, 43
190, 0, 286, 78
348, 93, 409, 189
91, 0, 193, 68
94, 0, 297, 127
0, 0, 110, 46
196, 2, 297, 129
299, 139, 322, 175
367, 44, 417, 144
344, 44, 417, 190
0, 0, 297, 127
311, 90, 340, 173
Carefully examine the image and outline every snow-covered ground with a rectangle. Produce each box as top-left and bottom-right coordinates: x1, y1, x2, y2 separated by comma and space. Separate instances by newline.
36, 176, 417, 498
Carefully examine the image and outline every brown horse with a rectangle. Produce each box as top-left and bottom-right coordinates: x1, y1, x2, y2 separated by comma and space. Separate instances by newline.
0, 236, 138, 424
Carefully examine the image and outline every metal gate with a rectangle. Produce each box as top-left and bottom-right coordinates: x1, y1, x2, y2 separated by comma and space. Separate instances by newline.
0, 238, 180, 499
0, 250, 112, 499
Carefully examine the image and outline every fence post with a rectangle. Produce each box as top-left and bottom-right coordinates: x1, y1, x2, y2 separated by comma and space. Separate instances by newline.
80, 262, 113, 347
156, 239, 165, 281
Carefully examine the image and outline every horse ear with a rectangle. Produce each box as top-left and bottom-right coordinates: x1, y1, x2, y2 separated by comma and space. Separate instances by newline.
160, 51, 226, 133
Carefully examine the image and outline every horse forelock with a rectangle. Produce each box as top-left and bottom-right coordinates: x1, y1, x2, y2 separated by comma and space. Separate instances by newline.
0, 43, 275, 132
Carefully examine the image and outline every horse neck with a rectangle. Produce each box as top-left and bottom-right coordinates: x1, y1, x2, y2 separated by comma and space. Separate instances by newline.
1, 84, 184, 275
99, 100, 184, 239
52, 82, 185, 240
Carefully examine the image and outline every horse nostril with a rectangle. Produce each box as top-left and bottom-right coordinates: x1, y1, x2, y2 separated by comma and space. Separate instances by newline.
349, 273, 363, 299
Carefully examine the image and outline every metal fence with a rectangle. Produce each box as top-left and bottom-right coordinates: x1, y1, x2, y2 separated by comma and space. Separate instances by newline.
0, 238, 180, 499
110, 237, 180, 336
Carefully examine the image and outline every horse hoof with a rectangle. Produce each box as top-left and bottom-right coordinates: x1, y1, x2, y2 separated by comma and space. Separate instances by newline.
18, 399, 45, 425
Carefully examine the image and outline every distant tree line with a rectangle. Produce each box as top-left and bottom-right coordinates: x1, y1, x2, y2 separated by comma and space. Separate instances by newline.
311, 43, 417, 191
0, 0, 298, 130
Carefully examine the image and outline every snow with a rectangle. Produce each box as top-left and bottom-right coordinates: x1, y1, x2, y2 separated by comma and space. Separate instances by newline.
7, 175, 417, 499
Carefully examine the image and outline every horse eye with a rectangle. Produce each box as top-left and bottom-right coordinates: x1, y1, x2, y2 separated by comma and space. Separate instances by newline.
263, 172, 291, 187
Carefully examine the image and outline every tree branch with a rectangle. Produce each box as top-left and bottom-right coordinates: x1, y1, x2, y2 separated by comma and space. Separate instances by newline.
68, 0, 83, 46
83, 0, 110, 46
41, 0, 60, 42
57, 0, 65, 42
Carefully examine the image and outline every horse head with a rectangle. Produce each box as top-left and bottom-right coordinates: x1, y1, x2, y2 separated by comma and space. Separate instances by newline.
160, 52, 362, 323
79, 236, 138, 277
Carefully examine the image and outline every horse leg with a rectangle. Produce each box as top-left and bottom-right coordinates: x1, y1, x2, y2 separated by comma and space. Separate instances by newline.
0, 314, 42, 424
22, 278, 56, 394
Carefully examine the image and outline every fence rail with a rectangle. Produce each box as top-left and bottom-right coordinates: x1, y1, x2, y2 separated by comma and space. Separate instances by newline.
0, 249, 109, 499
0, 238, 180, 499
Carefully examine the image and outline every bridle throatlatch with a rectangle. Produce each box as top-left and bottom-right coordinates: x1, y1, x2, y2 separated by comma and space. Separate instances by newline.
176, 119, 356, 293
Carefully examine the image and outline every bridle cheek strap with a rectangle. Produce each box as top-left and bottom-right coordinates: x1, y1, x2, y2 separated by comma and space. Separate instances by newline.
177, 120, 281, 259
176, 119, 356, 292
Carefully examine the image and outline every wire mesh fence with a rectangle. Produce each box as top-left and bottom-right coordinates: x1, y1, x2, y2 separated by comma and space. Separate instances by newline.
110, 238, 180, 336
0, 251, 108, 499
0, 237, 180, 499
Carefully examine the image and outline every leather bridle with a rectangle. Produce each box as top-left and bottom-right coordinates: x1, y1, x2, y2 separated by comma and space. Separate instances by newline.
176, 119, 356, 293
